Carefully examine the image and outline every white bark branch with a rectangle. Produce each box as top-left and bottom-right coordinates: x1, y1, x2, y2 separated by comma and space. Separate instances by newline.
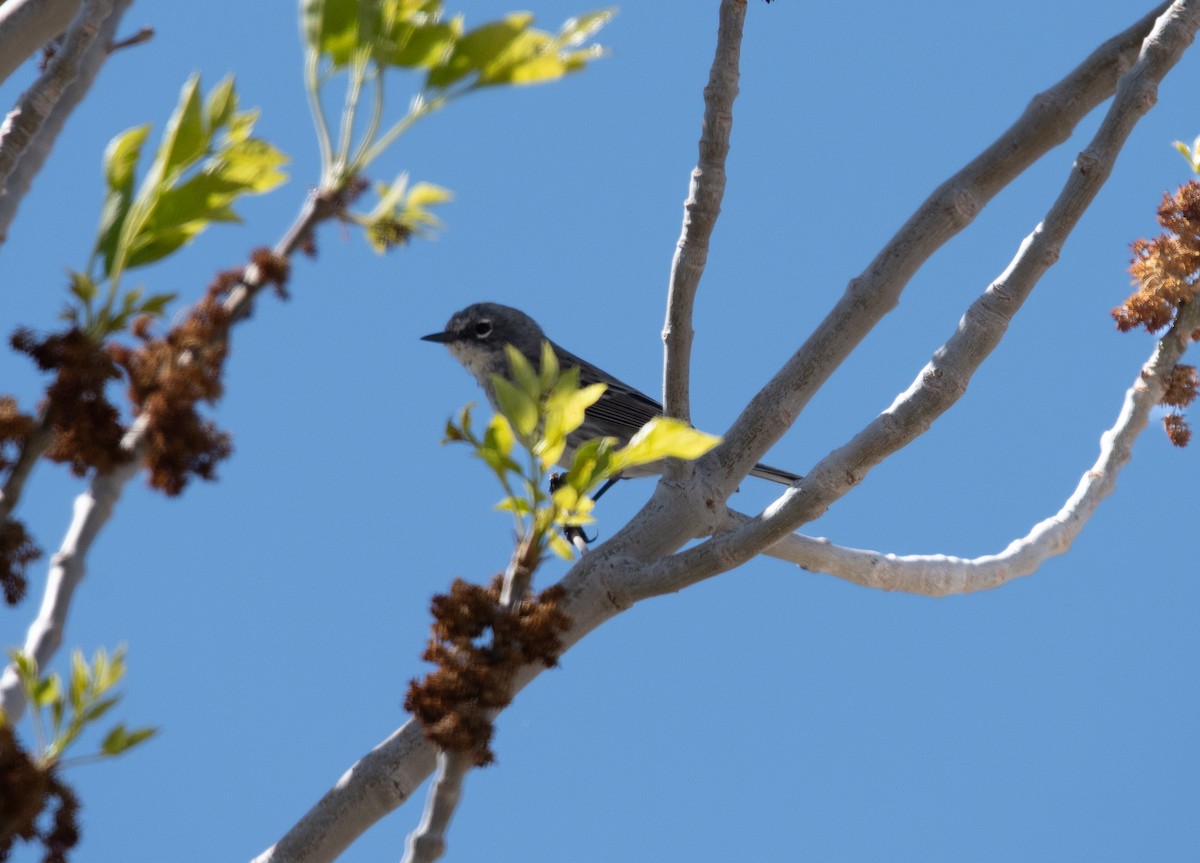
662, 0, 744, 431
727, 295, 1200, 595
702, 1, 1173, 495
629, 0, 1200, 601
0, 0, 127, 248
248, 6, 1199, 860
253, 547, 634, 863
0, 417, 143, 718
0, 0, 81, 87
0, 189, 338, 723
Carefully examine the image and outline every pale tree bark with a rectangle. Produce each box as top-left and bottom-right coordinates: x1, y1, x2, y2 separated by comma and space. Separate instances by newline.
0, 0, 131, 247
0, 0, 82, 87
728, 290, 1200, 595
250, 2, 1200, 862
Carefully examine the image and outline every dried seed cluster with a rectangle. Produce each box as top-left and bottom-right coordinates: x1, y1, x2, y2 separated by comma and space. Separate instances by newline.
110, 283, 233, 496
0, 725, 79, 863
404, 577, 571, 766
10, 328, 125, 477
1114, 181, 1200, 446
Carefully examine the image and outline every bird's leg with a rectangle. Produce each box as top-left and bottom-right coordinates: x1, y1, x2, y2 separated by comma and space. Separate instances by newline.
591, 476, 620, 503
549, 472, 600, 551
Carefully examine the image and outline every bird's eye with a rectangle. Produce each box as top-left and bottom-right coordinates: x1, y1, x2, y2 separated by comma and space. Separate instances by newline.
474, 320, 492, 338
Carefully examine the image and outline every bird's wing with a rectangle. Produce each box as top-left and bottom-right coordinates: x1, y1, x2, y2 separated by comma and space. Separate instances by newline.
551, 342, 663, 443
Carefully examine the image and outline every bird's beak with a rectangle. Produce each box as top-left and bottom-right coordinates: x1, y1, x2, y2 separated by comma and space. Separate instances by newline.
420, 330, 455, 344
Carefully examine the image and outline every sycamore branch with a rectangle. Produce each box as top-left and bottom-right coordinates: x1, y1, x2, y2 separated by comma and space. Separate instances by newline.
0, 0, 130, 248
248, 6, 1197, 862
701, 1, 1173, 497
662, 0, 744, 431
627, 0, 1200, 600
0, 0, 83, 87
723, 295, 1200, 594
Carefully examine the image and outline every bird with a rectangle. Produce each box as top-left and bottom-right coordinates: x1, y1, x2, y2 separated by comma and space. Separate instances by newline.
422, 302, 801, 491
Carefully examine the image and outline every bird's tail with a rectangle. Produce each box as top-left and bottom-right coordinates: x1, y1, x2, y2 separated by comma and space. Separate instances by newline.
749, 462, 802, 485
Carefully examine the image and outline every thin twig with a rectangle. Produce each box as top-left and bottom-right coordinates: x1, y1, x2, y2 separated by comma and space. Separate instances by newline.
108, 25, 153, 53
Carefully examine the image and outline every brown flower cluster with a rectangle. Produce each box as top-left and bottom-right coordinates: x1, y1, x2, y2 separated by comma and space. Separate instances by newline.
1159, 362, 1197, 446
1114, 182, 1200, 446
404, 577, 571, 766
0, 520, 41, 606
0, 398, 34, 475
10, 329, 125, 477
110, 279, 237, 496
1114, 181, 1200, 334
0, 725, 80, 863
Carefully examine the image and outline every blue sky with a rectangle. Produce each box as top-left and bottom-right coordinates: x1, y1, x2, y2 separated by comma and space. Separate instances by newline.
2, 2, 1198, 861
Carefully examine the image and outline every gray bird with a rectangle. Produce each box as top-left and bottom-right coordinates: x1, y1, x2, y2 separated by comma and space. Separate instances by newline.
421, 302, 800, 486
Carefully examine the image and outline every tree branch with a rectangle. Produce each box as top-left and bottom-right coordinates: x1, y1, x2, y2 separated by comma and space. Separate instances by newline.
633, 0, 1200, 601
0, 0, 127, 249
723, 295, 1200, 594
662, 0, 744, 431
252, 545, 634, 863
0, 0, 81, 87
250, 4, 1198, 860
400, 534, 539, 863
0, 187, 340, 722
702, 1, 1173, 494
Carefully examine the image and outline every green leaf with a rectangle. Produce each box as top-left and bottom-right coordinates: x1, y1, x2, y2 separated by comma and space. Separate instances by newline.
547, 532, 575, 560
425, 13, 534, 89
104, 124, 151, 193
109, 83, 286, 274
1174, 136, 1200, 172
302, 0, 377, 66
8, 649, 37, 684
94, 124, 150, 276
32, 674, 60, 709
385, 14, 460, 68
565, 436, 615, 491
68, 270, 98, 304
537, 340, 559, 390
495, 496, 532, 516
534, 433, 566, 471
504, 344, 539, 398
81, 695, 120, 724
490, 375, 538, 437
552, 382, 606, 437
156, 75, 208, 183
483, 413, 514, 459
69, 650, 87, 711
205, 75, 237, 129
139, 293, 176, 317
558, 9, 615, 48
405, 181, 453, 208
217, 138, 290, 191
614, 417, 721, 471
100, 723, 158, 756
